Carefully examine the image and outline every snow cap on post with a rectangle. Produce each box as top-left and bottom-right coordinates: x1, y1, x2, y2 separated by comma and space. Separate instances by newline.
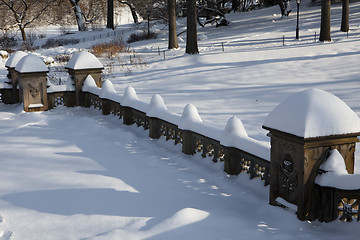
263, 88, 360, 138
83, 75, 97, 89
224, 116, 248, 137
179, 104, 202, 130
82, 75, 100, 95
123, 86, 139, 102
65, 51, 104, 70
100, 79, 117, 99
15, 54, 48, 73
221, 116, 249, 147
5, 51, 27, 68
319, 149, 348, 175
147, 94, 168, 117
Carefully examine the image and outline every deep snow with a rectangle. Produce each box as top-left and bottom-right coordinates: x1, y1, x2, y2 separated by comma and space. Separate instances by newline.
1, 105, 360, 240
1, 0, 360, 239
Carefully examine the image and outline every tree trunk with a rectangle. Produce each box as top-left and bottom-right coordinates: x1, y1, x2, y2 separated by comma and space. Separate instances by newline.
69, 0, 86, 31
19, 25, 27, 42
186, 0, 199, 54
107, 0, 114, 29
168, 0, 179, 49
278, 0, 285, 17
119, 1, 139, 23
319, 0, 331, 41
340, 0, 349, 32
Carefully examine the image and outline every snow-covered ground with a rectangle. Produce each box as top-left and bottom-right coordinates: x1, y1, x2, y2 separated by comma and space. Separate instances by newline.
1, 0, 360, 239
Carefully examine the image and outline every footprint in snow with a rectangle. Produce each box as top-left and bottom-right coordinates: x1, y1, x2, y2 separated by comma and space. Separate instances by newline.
0, 231, 12, 240
0, 216, 13, 240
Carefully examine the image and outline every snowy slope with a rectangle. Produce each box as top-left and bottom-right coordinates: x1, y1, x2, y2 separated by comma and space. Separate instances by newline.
0, 105, 360, 240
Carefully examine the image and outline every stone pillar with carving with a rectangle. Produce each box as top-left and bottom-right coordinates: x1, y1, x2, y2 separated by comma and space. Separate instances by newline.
262, 89, 360, 220
65, 52, 104, 105
15, 54, 49, 112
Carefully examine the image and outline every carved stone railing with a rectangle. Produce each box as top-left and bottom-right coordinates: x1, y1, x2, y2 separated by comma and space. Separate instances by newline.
4, 65, 360, 223
77, 77, 271, 187
47, 91, 76, 109
314, 185, 360, 222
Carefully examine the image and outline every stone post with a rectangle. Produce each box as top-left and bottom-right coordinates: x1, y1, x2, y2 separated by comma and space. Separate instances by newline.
65, 52, 104, 105
262, 89, 360, 220
15, 54, 49, 112
4, 51, 27, 103
181, 130, 196, 155
149, 117, 161, 139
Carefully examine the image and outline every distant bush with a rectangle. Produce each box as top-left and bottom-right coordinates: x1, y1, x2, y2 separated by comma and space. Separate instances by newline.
60, 25, 72, 36
127, 31, 157, 43
0, 34, 17, 50
54, 54, 72, 63
19, 41, 39, 51
41, 38, 80, 49
91, 38, 130, 58
27, 31, 46, 42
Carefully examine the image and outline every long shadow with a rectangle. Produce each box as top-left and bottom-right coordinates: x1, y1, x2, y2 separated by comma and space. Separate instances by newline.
126, 48, 360, 85
0, 108, 233, 234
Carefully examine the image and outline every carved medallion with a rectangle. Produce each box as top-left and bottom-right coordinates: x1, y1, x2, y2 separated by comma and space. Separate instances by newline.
29, 83, 40, 98
279, 153, 298, 197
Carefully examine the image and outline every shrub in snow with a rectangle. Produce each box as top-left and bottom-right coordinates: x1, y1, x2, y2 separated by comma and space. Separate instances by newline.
91, 38, 129, 58
127, 31, 157, 43
0, 34, 17, 50
41, 38, 80, 49
19, 41, 39, 51
54, 54, 72, 63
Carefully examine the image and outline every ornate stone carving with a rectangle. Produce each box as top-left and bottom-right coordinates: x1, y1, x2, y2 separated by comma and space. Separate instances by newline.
338, 198, 358, 222
29, 83, 40, 98
279, 153, 298, 196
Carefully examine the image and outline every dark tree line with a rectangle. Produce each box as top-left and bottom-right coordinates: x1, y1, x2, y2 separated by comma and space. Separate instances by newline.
0, 0, 351, 45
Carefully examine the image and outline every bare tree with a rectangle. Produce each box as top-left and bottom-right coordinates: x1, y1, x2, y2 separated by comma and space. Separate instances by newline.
186, 0, 199, 54
118, 0, 139, 23
319, 0, 331, 41
68, 0, 86, 31
168, 0, 178, 49
340, 0, 349, 32
0, 0, 57, 41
